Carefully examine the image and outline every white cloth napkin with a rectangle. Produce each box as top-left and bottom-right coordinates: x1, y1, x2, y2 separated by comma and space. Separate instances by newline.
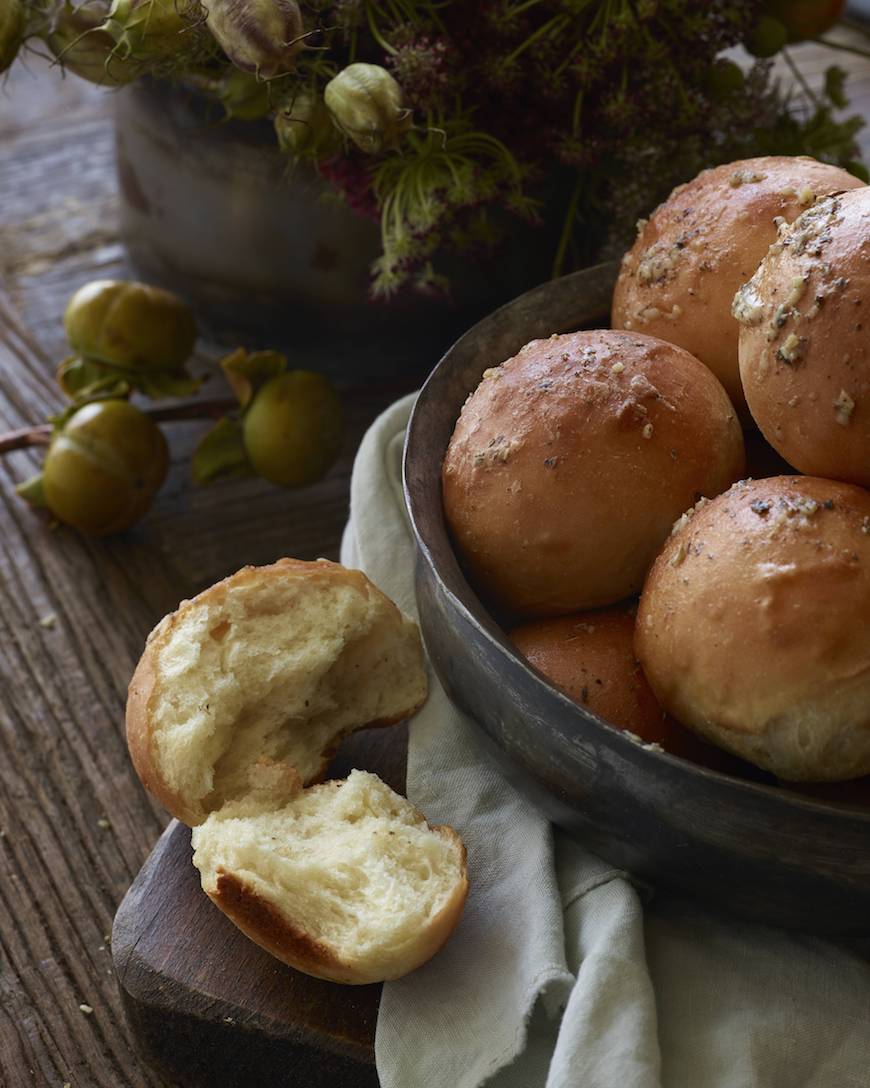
340, 394, 870, 1088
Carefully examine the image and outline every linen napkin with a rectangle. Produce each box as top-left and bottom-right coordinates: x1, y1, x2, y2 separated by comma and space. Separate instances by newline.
340, 394, 870, 1088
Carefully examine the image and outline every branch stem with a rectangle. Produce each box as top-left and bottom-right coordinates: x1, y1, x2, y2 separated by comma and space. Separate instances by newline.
0, 397, 237, 455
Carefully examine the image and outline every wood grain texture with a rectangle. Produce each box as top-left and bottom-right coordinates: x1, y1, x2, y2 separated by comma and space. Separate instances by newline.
111, 725, 408, 1088
0, 55, 412, 1088
1, 32, 870, 1088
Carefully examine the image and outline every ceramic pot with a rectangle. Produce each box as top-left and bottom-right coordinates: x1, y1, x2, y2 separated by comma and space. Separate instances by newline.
114, 80, 552, 383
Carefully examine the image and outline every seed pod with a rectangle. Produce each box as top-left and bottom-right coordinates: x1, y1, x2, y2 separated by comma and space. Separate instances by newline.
104, 0, 196, 60
242, 371, 342, 487
0, 0, 24, 74
274, 88, 340, 157
204, 0, 304, 77
324, 63, 411, 154
218, 66, 273, 120
46, 0, 139, 86
42, 399, 168, 536
64, 279, 197, 372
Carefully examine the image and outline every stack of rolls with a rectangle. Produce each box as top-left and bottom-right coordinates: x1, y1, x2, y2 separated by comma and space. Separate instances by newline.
442, 155, 870, 797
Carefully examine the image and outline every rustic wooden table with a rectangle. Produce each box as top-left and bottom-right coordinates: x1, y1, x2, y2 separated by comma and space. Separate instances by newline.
2, 33, 870, 1088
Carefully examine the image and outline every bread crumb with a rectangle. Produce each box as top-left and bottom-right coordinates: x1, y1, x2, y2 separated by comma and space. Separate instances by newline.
79, 1004, 94, 1015
797, 185, 815, 207
776, 334, 804, 364
834, 389, 855, 425
732, 280, 764, 326
730, 170, 766, 187
671, 496, 708, 535
38, 613, 57, 629
786, 275, 808, 307
670, 541, 688, 567
96, 818, 110, 830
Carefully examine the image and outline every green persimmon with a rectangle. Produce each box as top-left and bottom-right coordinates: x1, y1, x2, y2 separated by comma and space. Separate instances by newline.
43, 400, 168, 535
242, 372, 342, 487
64, 279, 196, 373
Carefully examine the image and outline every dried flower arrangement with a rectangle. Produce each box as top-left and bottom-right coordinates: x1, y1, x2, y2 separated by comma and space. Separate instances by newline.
3, 0, 867, 297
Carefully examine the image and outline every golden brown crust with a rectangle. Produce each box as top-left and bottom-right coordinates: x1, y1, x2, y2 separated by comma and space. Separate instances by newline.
636, 476, 870, 781
209, 868, 352, 983
125, 557, 426, 825
736, 187, 870, 486
442, 329, 744, 618
612, 156, 863, 412
509, 608, 745, 773
126, 623, 206, 827
202, 825, 469, 986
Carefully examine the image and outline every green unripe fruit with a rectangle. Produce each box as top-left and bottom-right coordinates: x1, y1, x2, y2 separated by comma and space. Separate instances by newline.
242, 371, 342, 487
46, 1, 139, 86
105, 0, 192, 59
324, 63, 411, 154
705, 59, 744, 100
64, 280, 196, 372
205, 0, 304, 77
745, 15, 788, 57
274, 89, 340, 157
43, 400, 168, 535
218, 67, 273, 120
0, 0, 24, 74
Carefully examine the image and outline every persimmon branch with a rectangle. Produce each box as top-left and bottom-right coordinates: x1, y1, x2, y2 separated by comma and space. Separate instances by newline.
0, 397, 237, 455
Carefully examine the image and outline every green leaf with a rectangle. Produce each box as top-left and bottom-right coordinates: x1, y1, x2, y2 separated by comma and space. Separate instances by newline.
57, 355, 201, 402
191, 417, 254, 485
56, 356, 131, 401
136, 371, 203, 399
221, 348, 287, 409
16, 472, 48, 508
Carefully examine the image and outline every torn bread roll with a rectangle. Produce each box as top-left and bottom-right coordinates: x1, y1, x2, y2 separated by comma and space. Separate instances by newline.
442, 330, 744, 617
735, 187, 870, 486
611, 155, 863, 412
192, 770, 468, 985
636, 478, 870, 782
126, 558, 468, 984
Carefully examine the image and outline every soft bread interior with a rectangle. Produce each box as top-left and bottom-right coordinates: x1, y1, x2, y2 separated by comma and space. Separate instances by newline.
191, 770, 468, 983
148, 568, 426, 822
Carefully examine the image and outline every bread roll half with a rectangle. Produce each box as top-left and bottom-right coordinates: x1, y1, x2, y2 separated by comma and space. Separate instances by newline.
127, 558, 427, 826
192, 770, 468, 985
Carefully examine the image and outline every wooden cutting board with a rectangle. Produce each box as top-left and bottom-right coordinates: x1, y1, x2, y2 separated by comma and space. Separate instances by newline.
112, 724, 408, 1088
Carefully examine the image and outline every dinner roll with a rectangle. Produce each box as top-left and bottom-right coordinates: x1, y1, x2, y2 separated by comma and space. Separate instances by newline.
510, 607, 743, 771
442, 330, 744, 617
612, 156, 863, 411
636, 477, 870, 781
735, 187, 870, 486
